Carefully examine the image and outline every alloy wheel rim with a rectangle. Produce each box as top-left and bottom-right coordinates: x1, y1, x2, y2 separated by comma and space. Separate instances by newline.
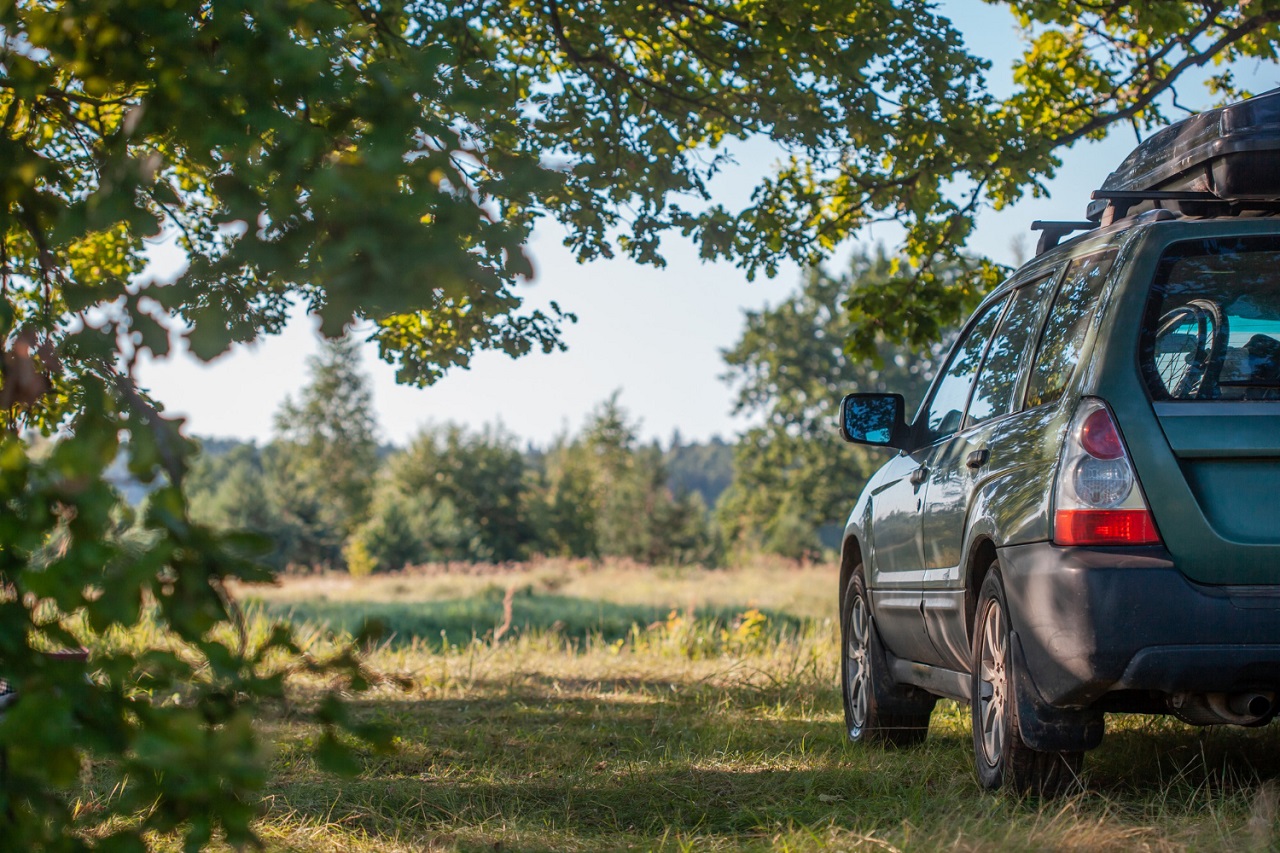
978, 598, 1008, 767
846, 594, 870, 737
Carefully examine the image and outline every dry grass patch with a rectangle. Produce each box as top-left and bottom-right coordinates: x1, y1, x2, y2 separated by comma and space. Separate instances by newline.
157, 563, 1280, 850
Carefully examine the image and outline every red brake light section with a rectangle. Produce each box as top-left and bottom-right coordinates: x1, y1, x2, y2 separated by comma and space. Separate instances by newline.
1054, 509, 1160, 546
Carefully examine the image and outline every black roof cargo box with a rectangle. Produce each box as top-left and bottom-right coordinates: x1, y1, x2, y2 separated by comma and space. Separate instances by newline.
1086, 88, 1280, 223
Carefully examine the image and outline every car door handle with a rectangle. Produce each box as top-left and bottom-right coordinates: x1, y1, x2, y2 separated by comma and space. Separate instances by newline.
909, 465, 928, 486
966, 449, 990, 470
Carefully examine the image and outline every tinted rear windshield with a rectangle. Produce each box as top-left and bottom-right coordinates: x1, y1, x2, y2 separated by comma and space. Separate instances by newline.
1142, 236, 1280, 401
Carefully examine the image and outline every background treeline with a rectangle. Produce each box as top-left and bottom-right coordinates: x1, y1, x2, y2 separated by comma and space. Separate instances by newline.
183, 249, 943, 572
186, 351, 733, 572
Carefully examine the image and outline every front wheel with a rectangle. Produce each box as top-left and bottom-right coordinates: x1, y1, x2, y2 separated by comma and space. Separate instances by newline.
841, 568, 934, 747
971, 565, 1082, 794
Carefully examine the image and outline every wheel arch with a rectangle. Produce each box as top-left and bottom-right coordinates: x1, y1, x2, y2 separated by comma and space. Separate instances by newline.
964, 536, 1000, 643
839, 534, 866, 617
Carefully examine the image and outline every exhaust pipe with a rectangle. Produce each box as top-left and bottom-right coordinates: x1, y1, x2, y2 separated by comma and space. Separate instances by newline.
1225, 692, 1274, 719
1170, 691, 1275, 726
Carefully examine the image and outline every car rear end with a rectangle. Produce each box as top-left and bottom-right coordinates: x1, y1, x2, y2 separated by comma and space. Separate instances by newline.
1004, 217, 1280, 726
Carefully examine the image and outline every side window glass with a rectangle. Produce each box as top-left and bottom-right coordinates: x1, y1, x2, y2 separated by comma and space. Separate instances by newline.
966, 277, 1055, 427
923, 297, 1008, 443
1026, 250, 1118, 409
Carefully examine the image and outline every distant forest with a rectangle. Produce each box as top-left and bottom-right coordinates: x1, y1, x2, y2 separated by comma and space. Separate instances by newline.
167, 248, 938, 574
184, 399, 737, 573
194, 413, 741, 510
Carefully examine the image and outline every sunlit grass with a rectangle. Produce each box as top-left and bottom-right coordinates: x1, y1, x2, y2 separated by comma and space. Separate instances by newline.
92, 560, 1280, 850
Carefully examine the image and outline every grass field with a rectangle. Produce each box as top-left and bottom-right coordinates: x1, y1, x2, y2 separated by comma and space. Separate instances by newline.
210, 559, 1280, 851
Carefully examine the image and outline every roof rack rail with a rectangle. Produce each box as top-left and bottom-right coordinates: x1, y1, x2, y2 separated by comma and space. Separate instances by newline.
1090, 190, 1221, 225
1030, 220, 1097, 255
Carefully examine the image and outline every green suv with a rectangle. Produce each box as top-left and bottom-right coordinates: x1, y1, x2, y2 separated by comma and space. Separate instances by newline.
837, 90, 1280, 793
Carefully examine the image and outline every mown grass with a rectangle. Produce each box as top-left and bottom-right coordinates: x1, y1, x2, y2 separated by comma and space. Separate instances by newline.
248, 586, 805, 649
136, 561, 1280, 849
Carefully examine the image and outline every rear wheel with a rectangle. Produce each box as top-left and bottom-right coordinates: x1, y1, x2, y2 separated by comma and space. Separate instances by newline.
841, 568, 934, 747
971, 566, 1082, 794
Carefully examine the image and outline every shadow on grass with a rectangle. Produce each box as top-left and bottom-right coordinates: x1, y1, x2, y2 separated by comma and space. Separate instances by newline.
260, 680, 1280, 851
265, 685, 971, 850
248, 587, 807, 648
1088, 716, 1280, 795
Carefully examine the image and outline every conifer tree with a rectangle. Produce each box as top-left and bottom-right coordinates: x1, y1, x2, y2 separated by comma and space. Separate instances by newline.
270, 337, 380, 569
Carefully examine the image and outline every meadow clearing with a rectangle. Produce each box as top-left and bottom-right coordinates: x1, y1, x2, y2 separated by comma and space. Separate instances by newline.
143, 558, 1280, 851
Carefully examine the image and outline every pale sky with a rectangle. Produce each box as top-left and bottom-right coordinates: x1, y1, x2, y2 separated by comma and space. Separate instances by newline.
134, 6, 1279, 449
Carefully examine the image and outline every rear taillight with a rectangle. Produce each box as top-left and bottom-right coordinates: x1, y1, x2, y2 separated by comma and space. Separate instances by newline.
1053, 399, 1162, 546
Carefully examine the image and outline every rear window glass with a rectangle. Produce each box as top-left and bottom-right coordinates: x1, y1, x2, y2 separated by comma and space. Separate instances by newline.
1026, 251, 1118, 409
1142, 236, 1280, 401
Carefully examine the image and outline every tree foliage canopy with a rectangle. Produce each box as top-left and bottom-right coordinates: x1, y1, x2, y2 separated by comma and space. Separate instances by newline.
3, 1, 1277, 395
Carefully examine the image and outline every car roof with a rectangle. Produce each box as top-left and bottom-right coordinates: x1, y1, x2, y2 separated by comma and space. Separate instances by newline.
986, 210, 1280, 309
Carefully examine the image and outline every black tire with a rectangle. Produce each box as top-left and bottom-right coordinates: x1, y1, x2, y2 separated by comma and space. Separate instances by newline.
971, 565, 1082, 795
841, 568, 935, 747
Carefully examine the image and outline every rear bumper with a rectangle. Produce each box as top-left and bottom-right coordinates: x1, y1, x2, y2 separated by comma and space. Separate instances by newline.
999, 541, 1280, 706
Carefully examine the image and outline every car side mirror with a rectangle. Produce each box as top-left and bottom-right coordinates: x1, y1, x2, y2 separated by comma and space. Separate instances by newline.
839, 393, 908, 449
